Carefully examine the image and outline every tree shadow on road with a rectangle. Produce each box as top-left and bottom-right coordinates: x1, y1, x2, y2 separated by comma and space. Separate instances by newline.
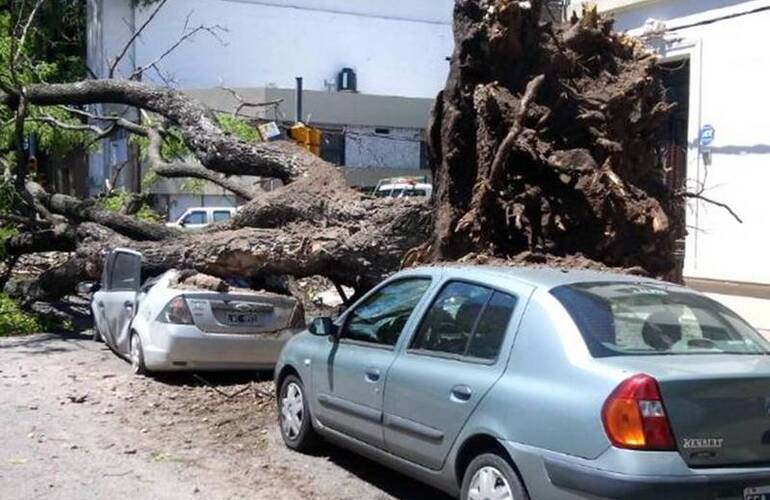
0, 331, 95, 355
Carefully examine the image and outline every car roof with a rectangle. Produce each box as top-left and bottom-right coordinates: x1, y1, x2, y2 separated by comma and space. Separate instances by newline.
377, 183, 432, 190
186, 206, 236, 211
400, 265, 674, 292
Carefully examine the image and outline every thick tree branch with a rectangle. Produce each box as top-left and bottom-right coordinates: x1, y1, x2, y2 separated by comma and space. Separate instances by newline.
24, 182, 178, 241
0, 80, 307, 182
146, 128, 257, 200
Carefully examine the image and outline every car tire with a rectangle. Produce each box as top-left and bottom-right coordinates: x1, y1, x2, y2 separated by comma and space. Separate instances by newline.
278, 374, 319, 452
129, 333, 149, 376
461, 453, 529, 500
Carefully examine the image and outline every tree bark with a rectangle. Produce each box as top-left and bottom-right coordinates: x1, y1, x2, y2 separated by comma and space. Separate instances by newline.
426, 1, 683, 279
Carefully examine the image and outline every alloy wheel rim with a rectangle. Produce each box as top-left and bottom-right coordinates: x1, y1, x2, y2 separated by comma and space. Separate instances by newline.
281, 382, 304, 440
468, 466, 513, 500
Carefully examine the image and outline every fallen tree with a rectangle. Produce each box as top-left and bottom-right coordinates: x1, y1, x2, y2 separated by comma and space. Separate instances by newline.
1, 0, 735, 311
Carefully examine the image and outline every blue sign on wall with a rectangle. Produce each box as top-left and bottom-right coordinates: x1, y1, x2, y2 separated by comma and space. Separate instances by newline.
700, 124, 715, 147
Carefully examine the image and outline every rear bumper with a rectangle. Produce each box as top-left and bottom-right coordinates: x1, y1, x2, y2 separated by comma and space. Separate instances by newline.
545, 457, 770, 500
143, 323, 297, 371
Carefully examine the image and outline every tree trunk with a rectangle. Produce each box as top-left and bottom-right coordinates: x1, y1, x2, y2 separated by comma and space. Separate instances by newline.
426, 1, 683, 279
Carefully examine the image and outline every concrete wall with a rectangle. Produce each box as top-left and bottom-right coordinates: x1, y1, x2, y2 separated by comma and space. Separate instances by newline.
344, 127, 422, 169
185, 87, 435, 129
124, 0, 453, 98
589, 0, 770, 327
599, 0, 770, 287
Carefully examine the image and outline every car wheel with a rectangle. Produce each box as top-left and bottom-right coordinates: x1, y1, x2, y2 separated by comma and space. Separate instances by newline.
461, 453, 529, 500
278, 374, 319, 452
130, 333, 148, 376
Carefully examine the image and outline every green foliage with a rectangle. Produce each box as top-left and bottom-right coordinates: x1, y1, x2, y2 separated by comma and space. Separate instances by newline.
0, 293, 43, 336
132, 122, 192, 162
181, 178, 206, 195
0, 176, 21, 214
216, 114, 261, 143
100, 190, 163, 223
141, 169, 160, 190
0, 224, 18, 260
0, 8, 92, 157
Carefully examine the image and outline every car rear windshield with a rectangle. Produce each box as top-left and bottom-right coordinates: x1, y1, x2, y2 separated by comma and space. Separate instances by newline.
551, 282, 770, 357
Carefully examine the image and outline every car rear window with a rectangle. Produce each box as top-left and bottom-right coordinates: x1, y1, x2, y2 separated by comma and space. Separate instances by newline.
551, 282, 770, 357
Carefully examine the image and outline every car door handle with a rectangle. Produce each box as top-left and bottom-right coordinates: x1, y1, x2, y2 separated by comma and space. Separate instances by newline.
364, 368, 381, 383
451, 385, 473, 402
124, 301, 134, 309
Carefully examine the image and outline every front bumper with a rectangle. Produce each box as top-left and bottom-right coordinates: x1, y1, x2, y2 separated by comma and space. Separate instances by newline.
143, 323, 297, 371
545, 456, 770, 500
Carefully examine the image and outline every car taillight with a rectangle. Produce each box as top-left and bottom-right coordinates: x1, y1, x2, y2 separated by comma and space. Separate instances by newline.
160, 296, 194, 325
602, 374, 675, 451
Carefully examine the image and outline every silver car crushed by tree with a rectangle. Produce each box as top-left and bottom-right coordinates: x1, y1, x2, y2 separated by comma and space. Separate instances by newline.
275, 266, 770, 500
91, 248, 305, 374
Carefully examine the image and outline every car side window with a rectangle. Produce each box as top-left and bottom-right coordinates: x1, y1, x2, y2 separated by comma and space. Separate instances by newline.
213, 210, 232, 222
411, 282, 516, 361
467, 291, 517, 360
183, 211, 206, 225
342, 278, 431, 347
109, 253, 141, 292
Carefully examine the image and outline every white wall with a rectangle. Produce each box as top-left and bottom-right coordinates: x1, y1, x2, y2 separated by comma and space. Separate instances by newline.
345, 127, 422, 169
608, 1, 770, 285
127, 0, 454, 98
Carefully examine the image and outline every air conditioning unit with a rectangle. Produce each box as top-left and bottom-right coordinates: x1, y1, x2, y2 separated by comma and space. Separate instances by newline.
337, 68, 357, 92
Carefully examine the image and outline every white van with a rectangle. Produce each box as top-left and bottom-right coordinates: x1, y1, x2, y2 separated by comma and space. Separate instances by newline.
373, 176, 433, 199
166, 206, 238, 229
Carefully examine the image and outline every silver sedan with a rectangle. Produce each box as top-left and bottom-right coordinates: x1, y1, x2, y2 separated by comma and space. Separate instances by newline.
90, 248, 305, 374
276, 265, 770, 500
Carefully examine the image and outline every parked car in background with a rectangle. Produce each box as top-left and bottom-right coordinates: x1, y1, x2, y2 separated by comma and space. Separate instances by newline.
275, 266, 770, 500
373, 176, 433, 199
166, 206, 238, 229
90, 248, 305, 375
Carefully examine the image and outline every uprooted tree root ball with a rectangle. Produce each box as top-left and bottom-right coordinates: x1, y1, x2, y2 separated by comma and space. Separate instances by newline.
2, 1, 693, 314
418, 0, 684, 280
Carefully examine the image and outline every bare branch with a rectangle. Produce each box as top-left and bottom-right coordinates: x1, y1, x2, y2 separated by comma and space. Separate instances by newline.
28, 114, 112, 136
130, 16, 228, 81
10, 0, 44, 85
219, 86, 283, 118
682, 192, 743, 224
109, 0, 170, 78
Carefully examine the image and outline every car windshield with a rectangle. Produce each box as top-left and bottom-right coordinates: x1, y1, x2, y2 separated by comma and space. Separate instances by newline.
551, 282, 770, 357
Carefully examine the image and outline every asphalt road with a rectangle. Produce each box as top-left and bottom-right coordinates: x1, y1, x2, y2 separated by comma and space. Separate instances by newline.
0, 333, 453, 500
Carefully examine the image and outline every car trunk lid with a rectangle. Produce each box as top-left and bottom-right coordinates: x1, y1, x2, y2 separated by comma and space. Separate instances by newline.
605, 355, 770, 467
185, 292, 302, 334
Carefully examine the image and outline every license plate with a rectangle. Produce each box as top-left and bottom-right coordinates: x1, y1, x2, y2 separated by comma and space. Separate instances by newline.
745, 486, 770, 500
226, 313, 261, 325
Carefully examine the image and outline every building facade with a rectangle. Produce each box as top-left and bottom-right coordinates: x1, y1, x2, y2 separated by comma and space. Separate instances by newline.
86, 0, 453, 216
568, 0, 770, 329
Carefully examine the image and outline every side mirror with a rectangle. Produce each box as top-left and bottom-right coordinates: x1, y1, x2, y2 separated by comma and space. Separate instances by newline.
178, 219, 186, 227
309, 317, 337, 337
